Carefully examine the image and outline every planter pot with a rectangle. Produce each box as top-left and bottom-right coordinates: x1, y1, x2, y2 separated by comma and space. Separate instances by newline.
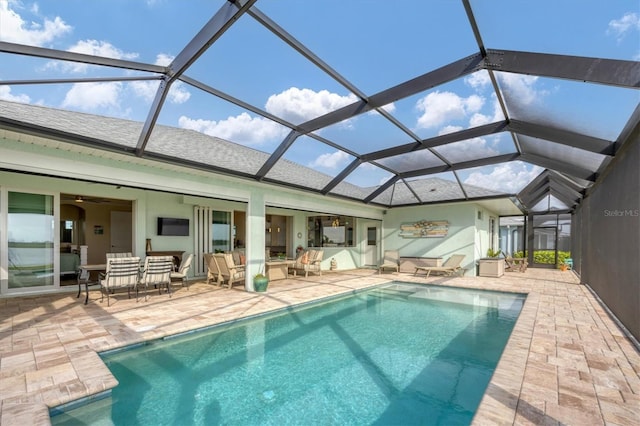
253, 276, 269, 292
478, 258, 505, 277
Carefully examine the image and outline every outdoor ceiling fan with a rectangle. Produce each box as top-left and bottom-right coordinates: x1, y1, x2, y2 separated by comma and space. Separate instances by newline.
61, 194, 109, 204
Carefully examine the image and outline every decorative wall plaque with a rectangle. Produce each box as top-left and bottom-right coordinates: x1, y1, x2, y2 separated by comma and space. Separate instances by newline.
399, 220, 449, 238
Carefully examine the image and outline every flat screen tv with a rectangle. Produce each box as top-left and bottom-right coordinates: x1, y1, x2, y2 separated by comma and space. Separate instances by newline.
157, 217, 189, 236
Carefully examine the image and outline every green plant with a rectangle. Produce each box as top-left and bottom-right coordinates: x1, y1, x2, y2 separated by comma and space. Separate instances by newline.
521, 250, 571, 267
253, 271, 269, 292
486, 248, 501, 258
253, 266, 267, 281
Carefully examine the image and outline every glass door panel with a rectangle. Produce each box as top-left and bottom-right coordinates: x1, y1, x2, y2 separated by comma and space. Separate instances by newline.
365, 225, 378, 266
8, 191, 55, 289
533, 227, 557, 265
212, 211, 231, 253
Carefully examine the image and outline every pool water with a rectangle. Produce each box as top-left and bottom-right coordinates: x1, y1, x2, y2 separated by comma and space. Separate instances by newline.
51, 283, 525, 425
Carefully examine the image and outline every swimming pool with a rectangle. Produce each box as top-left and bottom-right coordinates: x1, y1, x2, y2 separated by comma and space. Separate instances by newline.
51, 283, 525, 425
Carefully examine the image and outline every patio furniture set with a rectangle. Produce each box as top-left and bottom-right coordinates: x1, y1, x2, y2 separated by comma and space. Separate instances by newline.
204, 249, 325, 289
379, 250, 466, 277
77, 252, 194, 305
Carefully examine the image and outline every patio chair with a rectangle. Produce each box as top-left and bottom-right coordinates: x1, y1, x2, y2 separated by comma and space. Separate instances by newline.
214, 253, 245, 289
292, 249, 324, 277
106, 252, 133, 259
170, 253, 193, 289
378, 250, 399, 274
504, 253, 528, 272
99, 256, 141, 306
139, 255, 174, 298
204, 253, 221, 285
414, 254, 465, 278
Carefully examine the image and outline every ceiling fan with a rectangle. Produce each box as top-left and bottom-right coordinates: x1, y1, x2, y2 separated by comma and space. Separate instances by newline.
61, 194, 110, 204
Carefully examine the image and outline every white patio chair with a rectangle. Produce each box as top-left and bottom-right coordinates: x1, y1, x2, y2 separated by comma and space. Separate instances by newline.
99, 256, 141, 306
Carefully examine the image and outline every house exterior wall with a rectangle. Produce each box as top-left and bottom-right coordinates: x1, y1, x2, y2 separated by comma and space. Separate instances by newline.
382, 203, 498, 276
0, 136, 387, 293
474, 207, 496, 259
573, 131, 639, 341
1, 132, 503, 291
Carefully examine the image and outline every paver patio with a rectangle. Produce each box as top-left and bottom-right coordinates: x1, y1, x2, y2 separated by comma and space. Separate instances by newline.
1, 268, 638, 425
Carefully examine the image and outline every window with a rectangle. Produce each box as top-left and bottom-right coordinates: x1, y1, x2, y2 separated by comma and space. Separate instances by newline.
307, 216, 354, 247
60, 220, 74, 243
7, 191, 55, 289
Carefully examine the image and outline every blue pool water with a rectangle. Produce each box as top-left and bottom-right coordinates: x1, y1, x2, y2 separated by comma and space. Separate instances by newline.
51, 283, 525, 425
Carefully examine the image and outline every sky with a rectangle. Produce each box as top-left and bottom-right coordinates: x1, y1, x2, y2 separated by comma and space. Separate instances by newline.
1, 0, 639, 201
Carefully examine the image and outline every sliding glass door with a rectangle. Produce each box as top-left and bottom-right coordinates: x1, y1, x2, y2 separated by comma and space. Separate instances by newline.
212, 211, 231, 253
5, 191, 57, 291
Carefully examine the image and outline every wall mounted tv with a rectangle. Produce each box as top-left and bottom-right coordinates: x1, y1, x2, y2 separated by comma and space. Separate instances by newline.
157, 217, 189, 236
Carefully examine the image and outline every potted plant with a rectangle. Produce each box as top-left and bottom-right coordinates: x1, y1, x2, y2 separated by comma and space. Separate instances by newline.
253, 271, 269, 292
478, 249, 505, 277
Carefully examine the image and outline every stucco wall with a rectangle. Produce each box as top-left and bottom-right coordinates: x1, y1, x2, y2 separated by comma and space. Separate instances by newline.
382, 203, 495, 276
574, 133, 639, 341
0, 135, 390, 292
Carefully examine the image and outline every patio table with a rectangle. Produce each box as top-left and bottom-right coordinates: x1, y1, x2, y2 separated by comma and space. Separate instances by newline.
77, 264, 106, 305
265, 260, 295, 281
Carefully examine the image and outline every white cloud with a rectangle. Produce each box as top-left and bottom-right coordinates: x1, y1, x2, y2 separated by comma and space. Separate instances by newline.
308, 150, 350, 169
129, 80, 159, 102
436, 136, 499, 163
129, 54, 190, 104
438, 125, 464, 135
468, 97, 505, 127
415, 91, 484, 129
61, 82, 122, 110
496, 73, 542, 106
0, 1, 71, 45
607, 12, 640, 41
0, 85, 31, 103
68, 39, 138, 60
265, 87, 358, 124
46, 39, 139, 73
154, 53, 173, 66
176, 87, 355, 145
377, 102, 396, 114
464, 71, 491, 90
464, 162, 542, 193
178, 113, 287, 146
166, 82, 190, 104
